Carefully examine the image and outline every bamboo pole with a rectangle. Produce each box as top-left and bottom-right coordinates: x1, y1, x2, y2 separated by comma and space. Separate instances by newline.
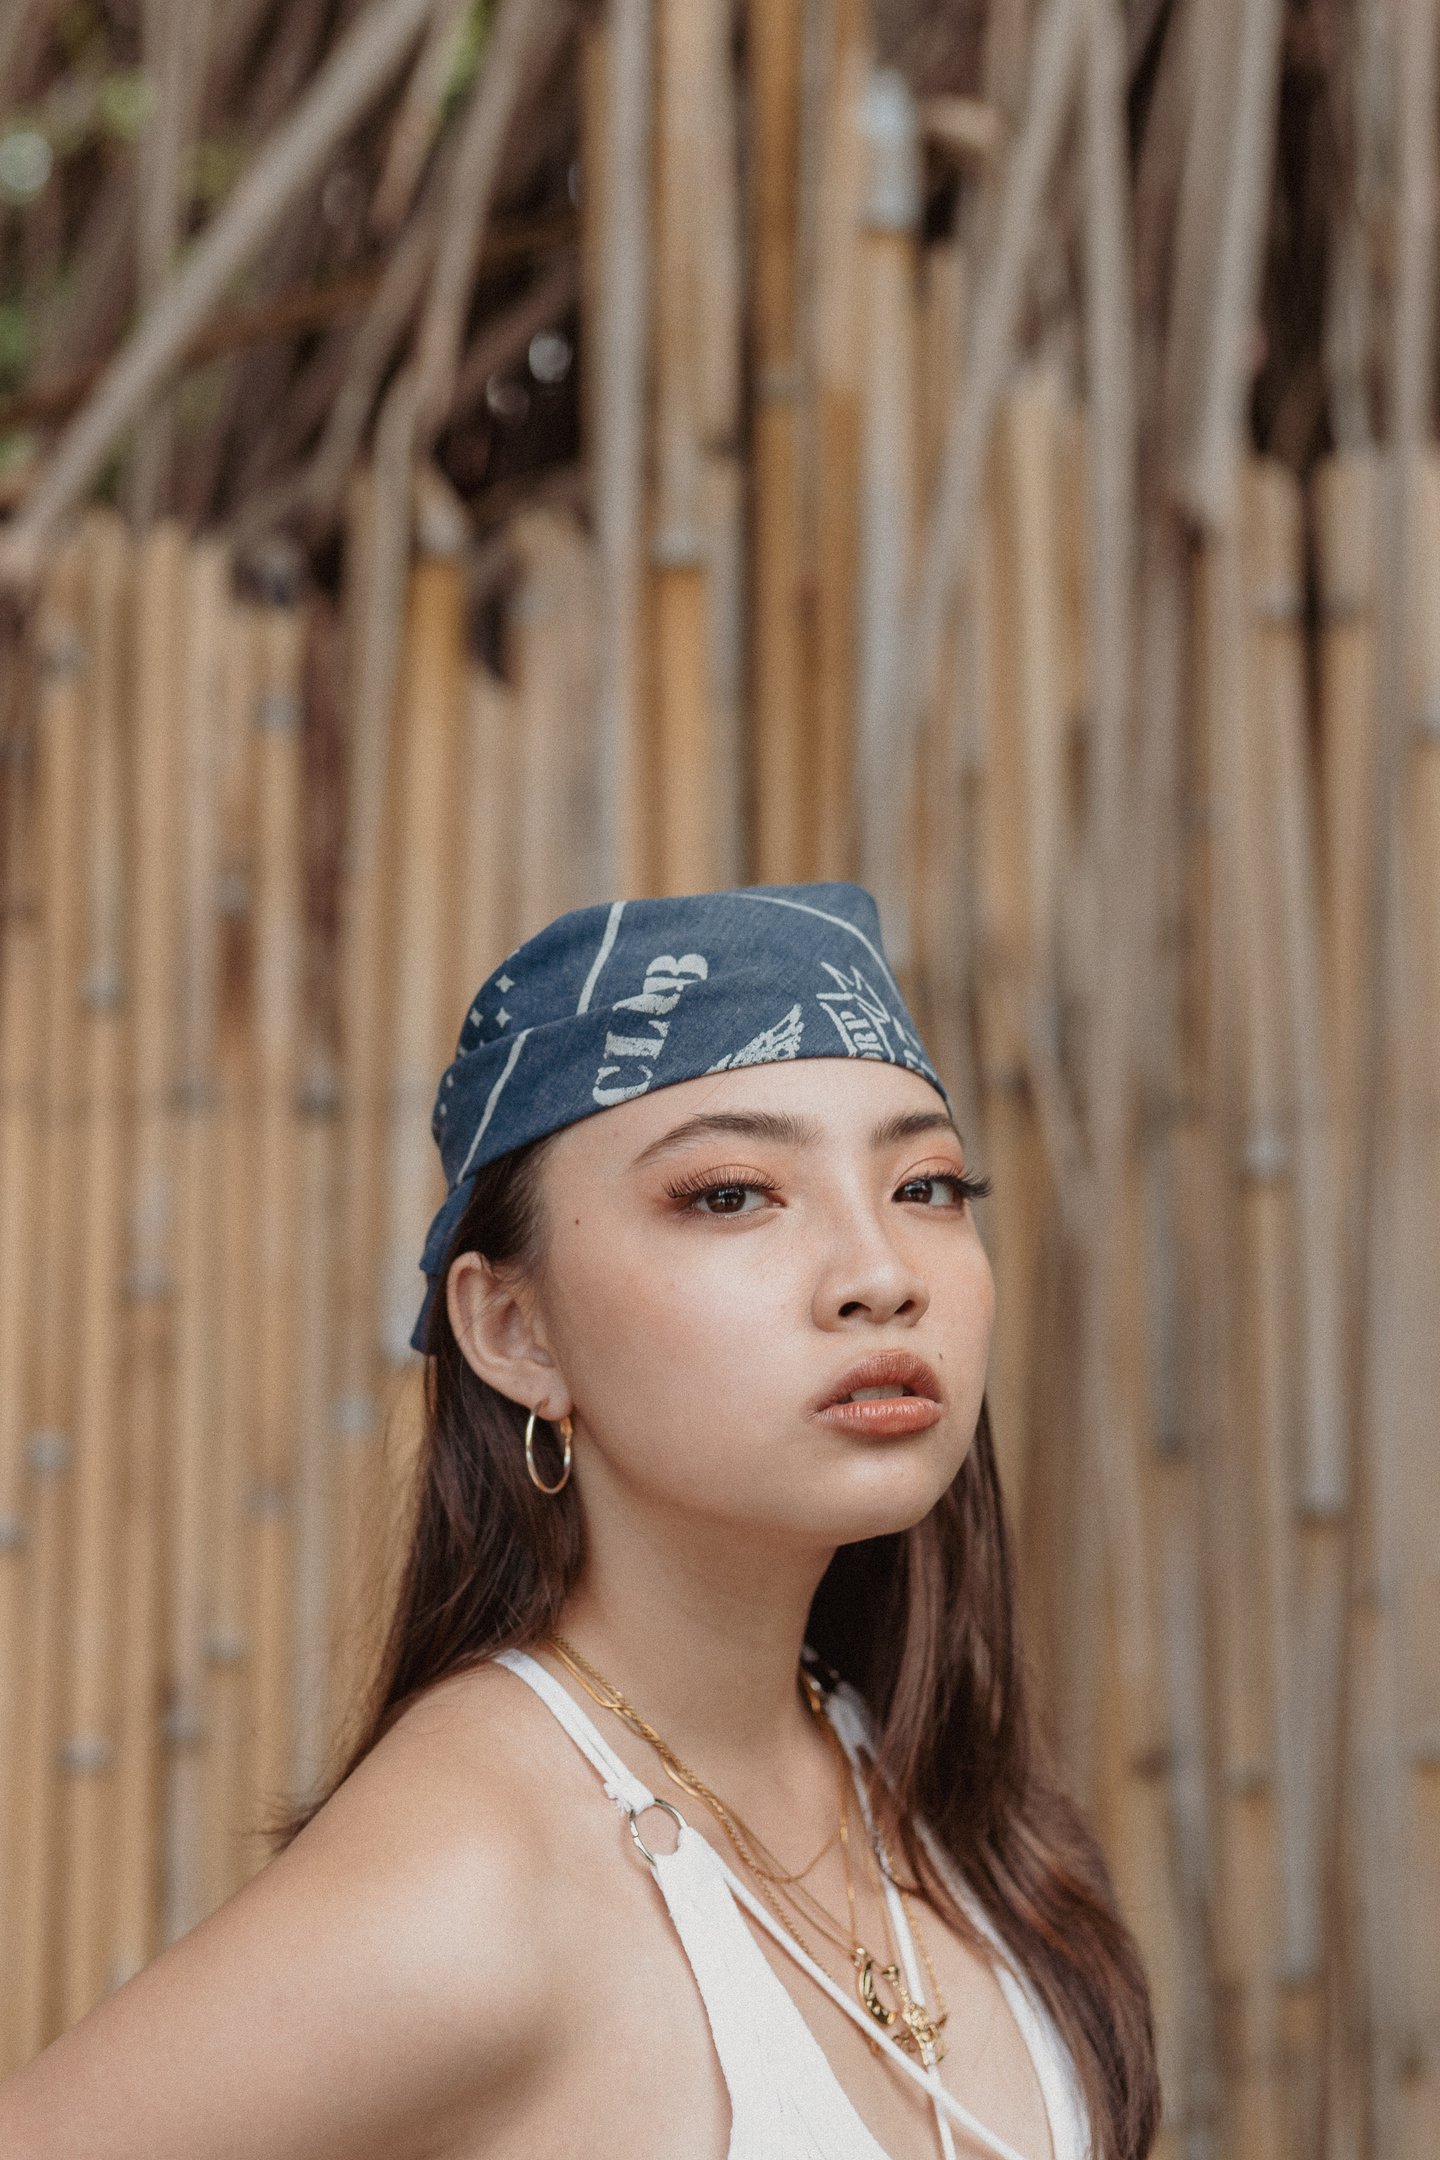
1077, 0, 1167, 1779
508, 508, 602, 936
1244, 465, 1350, 2061
328, 472, 399, 1759
1329, 4, 1440, 2139
0, 677, 44, 2073
292, 1014, 341, 1801
746, 0, 808, 885
1312, 453, 1378, 1196
456, 664, 520, 1015
855, 67, 921, 956
110, 521, 189, 1990
1161, 0, 1285, 529
288, 594, 345, 1804
162, 539, 229, 1946
910, 235, 981, 1137
199, 599, 260, 1911
691, 0, 744, 892
972, 422, 1050, 1546
378, 521, 466, 1371
649, 0, 721, 896
1361, 447, 1440, 2160
246, 579, 306, 1845
587, 0, 653, 895
1398, 464, 1440, 2151
1309, 446, 1379, 2160
56, 512, 132, 2027
1195, 503, 1282, 2160
810, 0, 869, 886
10, 536, 88, 2059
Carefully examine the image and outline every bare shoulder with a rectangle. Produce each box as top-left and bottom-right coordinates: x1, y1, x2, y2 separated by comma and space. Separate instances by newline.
0, 1659, 577, 2160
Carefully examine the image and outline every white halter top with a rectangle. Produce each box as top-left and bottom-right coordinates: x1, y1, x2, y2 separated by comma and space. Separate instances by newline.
496, 1649, 1091, 2160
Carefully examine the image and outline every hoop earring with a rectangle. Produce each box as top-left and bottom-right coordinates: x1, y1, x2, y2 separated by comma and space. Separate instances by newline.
524, 1407, 573, 1495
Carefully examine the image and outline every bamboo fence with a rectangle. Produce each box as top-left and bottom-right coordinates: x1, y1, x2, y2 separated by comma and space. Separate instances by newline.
0, 3, 1436, 2159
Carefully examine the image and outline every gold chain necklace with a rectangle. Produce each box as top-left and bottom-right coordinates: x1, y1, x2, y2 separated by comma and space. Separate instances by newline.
543, 1631, 947, 2066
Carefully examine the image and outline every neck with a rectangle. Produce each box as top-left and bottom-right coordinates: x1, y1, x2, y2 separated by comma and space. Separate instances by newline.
554, 1484, 835, 1770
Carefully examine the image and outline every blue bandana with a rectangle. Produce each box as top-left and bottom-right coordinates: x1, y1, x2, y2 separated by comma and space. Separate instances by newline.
410, 880, 950, 1351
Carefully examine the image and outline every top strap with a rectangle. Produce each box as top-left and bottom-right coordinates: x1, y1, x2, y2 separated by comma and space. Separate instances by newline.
494, 1646, 655, 1816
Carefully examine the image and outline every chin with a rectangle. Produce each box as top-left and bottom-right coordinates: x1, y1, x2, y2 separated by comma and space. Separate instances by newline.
793, 1440, 967, 1545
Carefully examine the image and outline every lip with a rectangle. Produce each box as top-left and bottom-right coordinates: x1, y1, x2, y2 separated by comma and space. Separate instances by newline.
809, 1349, 944, 1418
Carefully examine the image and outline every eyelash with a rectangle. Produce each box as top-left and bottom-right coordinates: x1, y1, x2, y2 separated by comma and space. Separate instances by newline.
663, 1165, 994, 1216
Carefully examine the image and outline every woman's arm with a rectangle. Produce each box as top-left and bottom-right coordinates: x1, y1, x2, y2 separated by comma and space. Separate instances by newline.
0, 1711, 555, 2160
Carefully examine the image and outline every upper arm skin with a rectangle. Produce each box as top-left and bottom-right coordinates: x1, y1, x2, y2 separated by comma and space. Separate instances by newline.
0, 1699, 556, 2160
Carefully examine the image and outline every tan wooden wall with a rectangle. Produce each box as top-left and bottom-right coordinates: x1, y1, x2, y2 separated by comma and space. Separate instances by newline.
3, 426, 1438, 2159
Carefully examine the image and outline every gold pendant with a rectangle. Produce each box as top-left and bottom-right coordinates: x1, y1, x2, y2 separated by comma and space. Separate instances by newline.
854, 1947, 901, 2032
898, 1993, 947, 2068
854, 1948, 947, 2068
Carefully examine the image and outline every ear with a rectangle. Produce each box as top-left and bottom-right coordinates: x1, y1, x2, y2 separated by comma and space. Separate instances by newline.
445, 1251, 568, 1418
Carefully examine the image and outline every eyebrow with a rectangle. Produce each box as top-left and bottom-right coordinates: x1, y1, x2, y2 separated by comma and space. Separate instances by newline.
630, 1105, 965, 1170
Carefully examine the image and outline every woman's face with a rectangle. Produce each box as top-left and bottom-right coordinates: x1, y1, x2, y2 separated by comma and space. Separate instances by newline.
454, 1055, 995, 1553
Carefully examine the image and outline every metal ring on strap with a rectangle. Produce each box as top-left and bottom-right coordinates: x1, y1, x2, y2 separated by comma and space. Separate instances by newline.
626, 1798, 684, 1864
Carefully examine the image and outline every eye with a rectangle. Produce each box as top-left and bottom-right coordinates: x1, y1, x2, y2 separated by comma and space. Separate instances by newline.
663, 1167, 781, 1216
897, 1168, 993, 1208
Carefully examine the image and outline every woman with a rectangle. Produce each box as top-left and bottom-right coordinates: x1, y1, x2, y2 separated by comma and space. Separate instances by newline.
0, 881, 1159, 2160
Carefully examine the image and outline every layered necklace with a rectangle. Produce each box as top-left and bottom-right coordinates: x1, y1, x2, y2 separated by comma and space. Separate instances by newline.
545, 1631, 948, 2070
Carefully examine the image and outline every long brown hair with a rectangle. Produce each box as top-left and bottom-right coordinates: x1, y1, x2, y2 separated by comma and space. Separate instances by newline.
270, 1131, 1160, 2160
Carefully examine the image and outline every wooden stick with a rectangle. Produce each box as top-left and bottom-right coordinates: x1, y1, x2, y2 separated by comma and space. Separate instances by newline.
972, 427, 1050, 1546
900, 0, 1087, 783
130, 0, 214, 524
1312, 452, 1378, 1182
1076, 0, 1166, 1768
370, 0, 472, 235
10, 535, 89, 2060
199, 599, 260, 1912
377, 527, 466, 1367
588, 0, 653, 895
246, 581, 306, 1845
162, 538, 229, 1947
0, 0, 449, 586
810, 0, 869, 885
1161, 0, 1286, 529
455, 663, 520, 1047
411, 0, 567, 445
1240, 459, 1328, 2002
855, 68, 921, 957
1392, 455, 1440, 2148
56, 512, 131, 2027
746, 0, 807, 885
0, 649, 45, 2072
1200, 502, 1285, 2160
508, 509, 601, 933
647, 0, 725, 893
291, 994, 341, 1801
289, 591, 346, 1802
909, 235, 981, 1141
1323, 0, 1440, 2122
327, 471, 400, 1761
109, 522, 189, 1992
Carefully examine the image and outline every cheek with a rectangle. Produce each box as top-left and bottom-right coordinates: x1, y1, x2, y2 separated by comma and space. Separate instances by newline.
933, 1239, 995, 1395
546, 1219, 772, 1416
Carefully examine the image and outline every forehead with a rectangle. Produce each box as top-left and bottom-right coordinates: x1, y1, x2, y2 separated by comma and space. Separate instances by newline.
544, 1057, 959, 1177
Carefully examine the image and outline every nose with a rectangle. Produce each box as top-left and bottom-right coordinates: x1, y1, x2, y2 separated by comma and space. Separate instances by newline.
809, 1189, 931, 1328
